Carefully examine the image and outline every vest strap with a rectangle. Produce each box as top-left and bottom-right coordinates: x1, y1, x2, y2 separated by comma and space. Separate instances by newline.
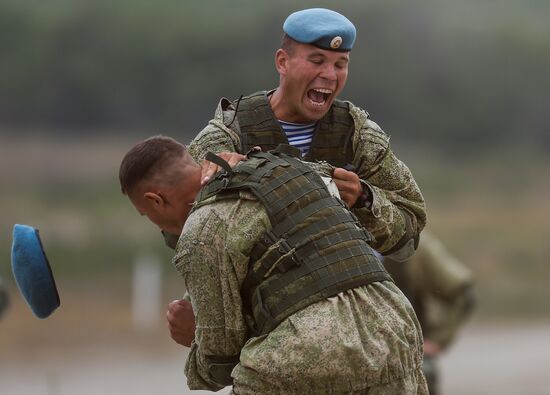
205, 151, 233, 173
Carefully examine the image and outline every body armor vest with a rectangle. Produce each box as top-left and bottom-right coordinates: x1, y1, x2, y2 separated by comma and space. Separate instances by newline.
196, 148, 392, 336
234, 91, 356, 167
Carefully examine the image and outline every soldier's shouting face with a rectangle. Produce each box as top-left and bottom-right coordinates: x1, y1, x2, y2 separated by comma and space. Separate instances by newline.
275, 42, 349, 123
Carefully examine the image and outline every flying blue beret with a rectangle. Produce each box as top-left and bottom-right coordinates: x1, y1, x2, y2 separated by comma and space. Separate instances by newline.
283, 8, 356, 52
11, 224, 60, 318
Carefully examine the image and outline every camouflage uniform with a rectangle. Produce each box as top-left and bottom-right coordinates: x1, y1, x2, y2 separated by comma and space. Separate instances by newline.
187, 95, 426, 260
383, 231, 475, 394
172, 181, 428, 394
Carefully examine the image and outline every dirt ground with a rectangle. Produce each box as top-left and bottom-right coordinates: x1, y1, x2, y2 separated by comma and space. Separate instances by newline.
1, 296, 549, 395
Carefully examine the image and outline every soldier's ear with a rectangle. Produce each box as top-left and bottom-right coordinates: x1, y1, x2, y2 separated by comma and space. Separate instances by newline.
275, 49, 289, 75
144, 192, 164, 209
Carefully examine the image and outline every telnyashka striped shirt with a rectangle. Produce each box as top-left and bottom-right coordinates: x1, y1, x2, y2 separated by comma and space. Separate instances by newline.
278, 120, 316, 157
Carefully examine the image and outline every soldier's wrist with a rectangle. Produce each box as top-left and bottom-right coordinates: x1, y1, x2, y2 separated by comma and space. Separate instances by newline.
352, 180, 372, 209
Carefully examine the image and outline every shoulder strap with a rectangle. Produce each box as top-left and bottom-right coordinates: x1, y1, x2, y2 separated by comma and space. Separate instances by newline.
235, 92, 288, 152
204, 151, 233, 173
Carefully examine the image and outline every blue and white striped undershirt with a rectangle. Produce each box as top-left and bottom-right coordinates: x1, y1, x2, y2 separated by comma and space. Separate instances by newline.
278, 120, 317, 157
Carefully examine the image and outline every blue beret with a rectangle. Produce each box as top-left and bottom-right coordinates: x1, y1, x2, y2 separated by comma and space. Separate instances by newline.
11, 224, 60, 319
283, 8, 356, 52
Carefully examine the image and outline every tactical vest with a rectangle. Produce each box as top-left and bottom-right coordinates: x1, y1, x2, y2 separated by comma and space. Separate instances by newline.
234, 91, 356, 167
196, 148, 392, 336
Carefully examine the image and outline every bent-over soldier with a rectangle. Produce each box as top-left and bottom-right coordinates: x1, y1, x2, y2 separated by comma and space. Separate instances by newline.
119, 136, 428, 394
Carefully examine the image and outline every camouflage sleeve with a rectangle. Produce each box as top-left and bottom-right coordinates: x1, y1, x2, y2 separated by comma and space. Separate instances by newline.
411, 232, 475, 349
348, 103, 427, 259
171, 197, 268, 390
425, 284, 475, 350
412, 232, 473, 298
187, 100, 242, 163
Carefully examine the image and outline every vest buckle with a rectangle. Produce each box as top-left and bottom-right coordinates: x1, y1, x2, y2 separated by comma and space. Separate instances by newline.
277, 239, 291, 254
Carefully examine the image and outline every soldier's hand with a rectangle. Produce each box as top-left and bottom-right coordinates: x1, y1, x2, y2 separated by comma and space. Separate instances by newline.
332, 167, 362, 207
201, 152, 247, 185
166, 299, 196, 347
423, 339, 442, 356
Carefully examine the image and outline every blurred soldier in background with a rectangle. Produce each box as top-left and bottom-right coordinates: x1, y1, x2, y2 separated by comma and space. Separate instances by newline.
383, 231, 476, 395
0, 275, 10, 319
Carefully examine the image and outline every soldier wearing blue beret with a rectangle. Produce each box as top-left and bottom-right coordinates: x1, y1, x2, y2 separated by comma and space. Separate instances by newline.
186, 7, 426, 264
160, 7, 428, 394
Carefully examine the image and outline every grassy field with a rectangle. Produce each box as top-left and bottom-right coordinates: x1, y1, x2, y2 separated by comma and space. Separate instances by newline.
1, 135, 549, 321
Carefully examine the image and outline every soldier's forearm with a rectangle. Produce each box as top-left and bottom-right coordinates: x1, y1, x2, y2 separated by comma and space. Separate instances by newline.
353, 185, 423, 256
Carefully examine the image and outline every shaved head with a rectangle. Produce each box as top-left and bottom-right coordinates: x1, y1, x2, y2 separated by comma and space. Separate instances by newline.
119, 135, 193, 197
119, 135, 202, 234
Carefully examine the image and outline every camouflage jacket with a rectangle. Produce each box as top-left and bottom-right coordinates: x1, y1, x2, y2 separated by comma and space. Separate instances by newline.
187, 95, 426, 261
172, 190, 427, 394
384, 231, 475, 350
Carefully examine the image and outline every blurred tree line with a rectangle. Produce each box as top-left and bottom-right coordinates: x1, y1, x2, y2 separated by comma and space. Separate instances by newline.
1, 0, 549, 152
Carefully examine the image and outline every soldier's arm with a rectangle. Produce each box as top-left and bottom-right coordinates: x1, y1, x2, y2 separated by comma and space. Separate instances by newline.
172, 199, 265, 390
349, 107, 427, 259
187, 99, 242, 163
426, 284, 475, 350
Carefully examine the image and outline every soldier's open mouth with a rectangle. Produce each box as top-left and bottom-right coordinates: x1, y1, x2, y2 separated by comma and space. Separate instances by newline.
307, 88, 332, 106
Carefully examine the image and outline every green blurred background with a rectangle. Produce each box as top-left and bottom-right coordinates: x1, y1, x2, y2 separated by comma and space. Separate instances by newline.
0, 0, 549, 393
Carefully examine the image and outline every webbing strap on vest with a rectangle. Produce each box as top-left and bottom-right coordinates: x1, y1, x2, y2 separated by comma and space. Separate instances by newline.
234, 91, 356, 167
205, 151, 233, 173
196, 149, 392, 337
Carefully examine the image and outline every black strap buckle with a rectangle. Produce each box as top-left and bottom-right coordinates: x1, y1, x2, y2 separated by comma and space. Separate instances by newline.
277, 238, 291, 254
263, 229, 278, 245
